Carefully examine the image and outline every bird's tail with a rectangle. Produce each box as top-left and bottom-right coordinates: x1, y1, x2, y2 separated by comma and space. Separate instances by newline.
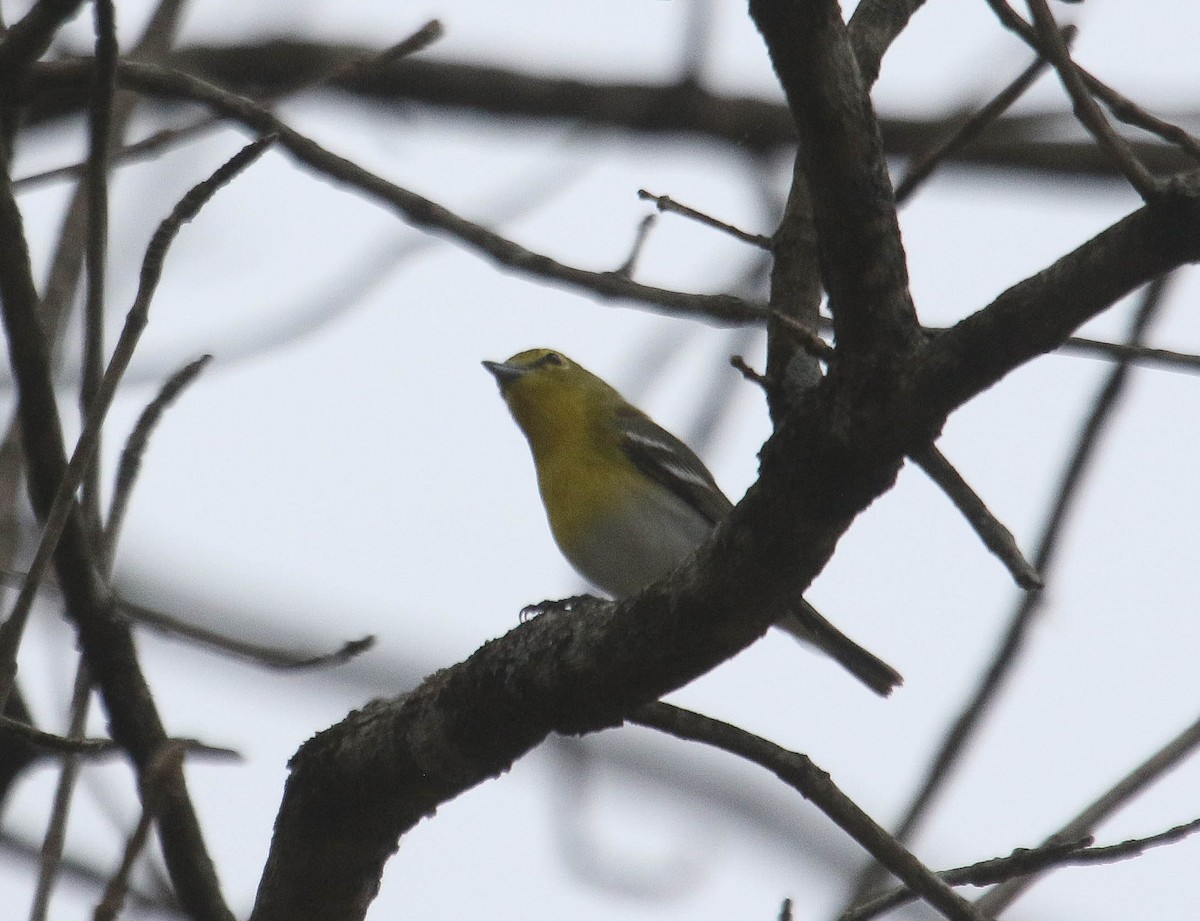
774, 599, 902, 696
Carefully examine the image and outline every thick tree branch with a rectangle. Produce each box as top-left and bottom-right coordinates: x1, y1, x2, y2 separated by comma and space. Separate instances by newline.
846, 0, 929, 88
249, 593, 777, 921
914, 184, 1200, 422
750, 0, 920, 360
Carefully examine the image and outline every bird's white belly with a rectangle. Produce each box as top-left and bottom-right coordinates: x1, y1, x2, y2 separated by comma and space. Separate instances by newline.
560, 488, 714, 598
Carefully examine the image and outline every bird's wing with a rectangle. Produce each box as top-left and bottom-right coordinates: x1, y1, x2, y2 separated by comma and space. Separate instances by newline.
615, 404, 734, 527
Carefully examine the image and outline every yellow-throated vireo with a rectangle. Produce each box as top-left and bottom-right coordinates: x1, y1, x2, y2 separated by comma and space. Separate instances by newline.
484, 348, 901, 696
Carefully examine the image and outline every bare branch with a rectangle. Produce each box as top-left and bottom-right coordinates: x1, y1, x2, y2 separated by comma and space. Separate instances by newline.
0, 714, 115, 757
977, 712, 1200, 913
119, 596, 376, 671
79, 0, 119, 538
914, 194, 1198, 423
749, 0, 919, 357
849, 816, 1200, 920
104, 355, 213, 566
0, 715, 238, 762
843, 838, 1092, 921
631, 702, 990, 921
19, 45, 1200, 185
1077, 817, 1200, 866
638, 189, 771, 249
846, 0, 929, 88
0, 0, 88, 81
29, 661, 92, 921
38, 0, 193, 367
614, 214, 656, 279
909, 446, 1041, 589
94, 743, 185, 921
1057, 335, 1200, 373
1023, 0, 1158, 199
984, 0, 1200, 164
894, 28, 1068, 204
111, 61, 765, 325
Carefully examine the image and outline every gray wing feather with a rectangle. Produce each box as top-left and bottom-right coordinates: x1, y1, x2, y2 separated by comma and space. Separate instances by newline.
616, 404, 733, 526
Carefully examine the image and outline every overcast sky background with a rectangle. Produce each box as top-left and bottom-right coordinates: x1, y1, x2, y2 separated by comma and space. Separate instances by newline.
1, 1, 1198, 919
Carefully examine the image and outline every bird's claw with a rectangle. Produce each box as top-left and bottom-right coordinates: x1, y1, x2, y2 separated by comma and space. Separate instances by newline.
519, 594, 597, 622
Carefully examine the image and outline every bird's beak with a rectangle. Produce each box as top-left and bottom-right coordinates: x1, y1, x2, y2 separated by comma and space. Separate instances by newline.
482, 359, 525, 390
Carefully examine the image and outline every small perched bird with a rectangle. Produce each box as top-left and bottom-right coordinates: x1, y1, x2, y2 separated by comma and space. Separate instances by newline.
483, 348, 901, 696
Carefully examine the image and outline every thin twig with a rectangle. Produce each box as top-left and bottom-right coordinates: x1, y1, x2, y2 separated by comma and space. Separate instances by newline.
984, 0, 1200, 164
977, 712, 1200, 913
327, 19, 444, 84
93, 742, 185, 921
638, 189, 772, 249
14, 116, 222, 190
911, 446, 1041, 589
1077, 816, 1200, 866
24, 95, 108, 896
114, 61, 765, 326
847, 816, 1200, 921
119, 597, 377, 670
16, 21, 445, 194
80, 0, 118, 539
29, 659, 91, 921
2, 832, 181, 916
920, 323, 1200, 374
631, 702, 991, 921
0, 565, 374, 671
1046, 335, 1199, 373
894, 27, 1071, 204
1022, 0, 1157, 200
816, 312, 1200, 378
730, 355, 768, 389
773, 311, 835, 360
0, 705, 110, 760
615, 214, 656, 278
103, 355, 212, 567
843, 838, 1092, 921
0, 715, 239, 761
39, 0, 192, 370
0, 138, 273, 713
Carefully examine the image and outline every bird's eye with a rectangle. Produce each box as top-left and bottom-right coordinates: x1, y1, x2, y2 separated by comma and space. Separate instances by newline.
539, 351, 565, 367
